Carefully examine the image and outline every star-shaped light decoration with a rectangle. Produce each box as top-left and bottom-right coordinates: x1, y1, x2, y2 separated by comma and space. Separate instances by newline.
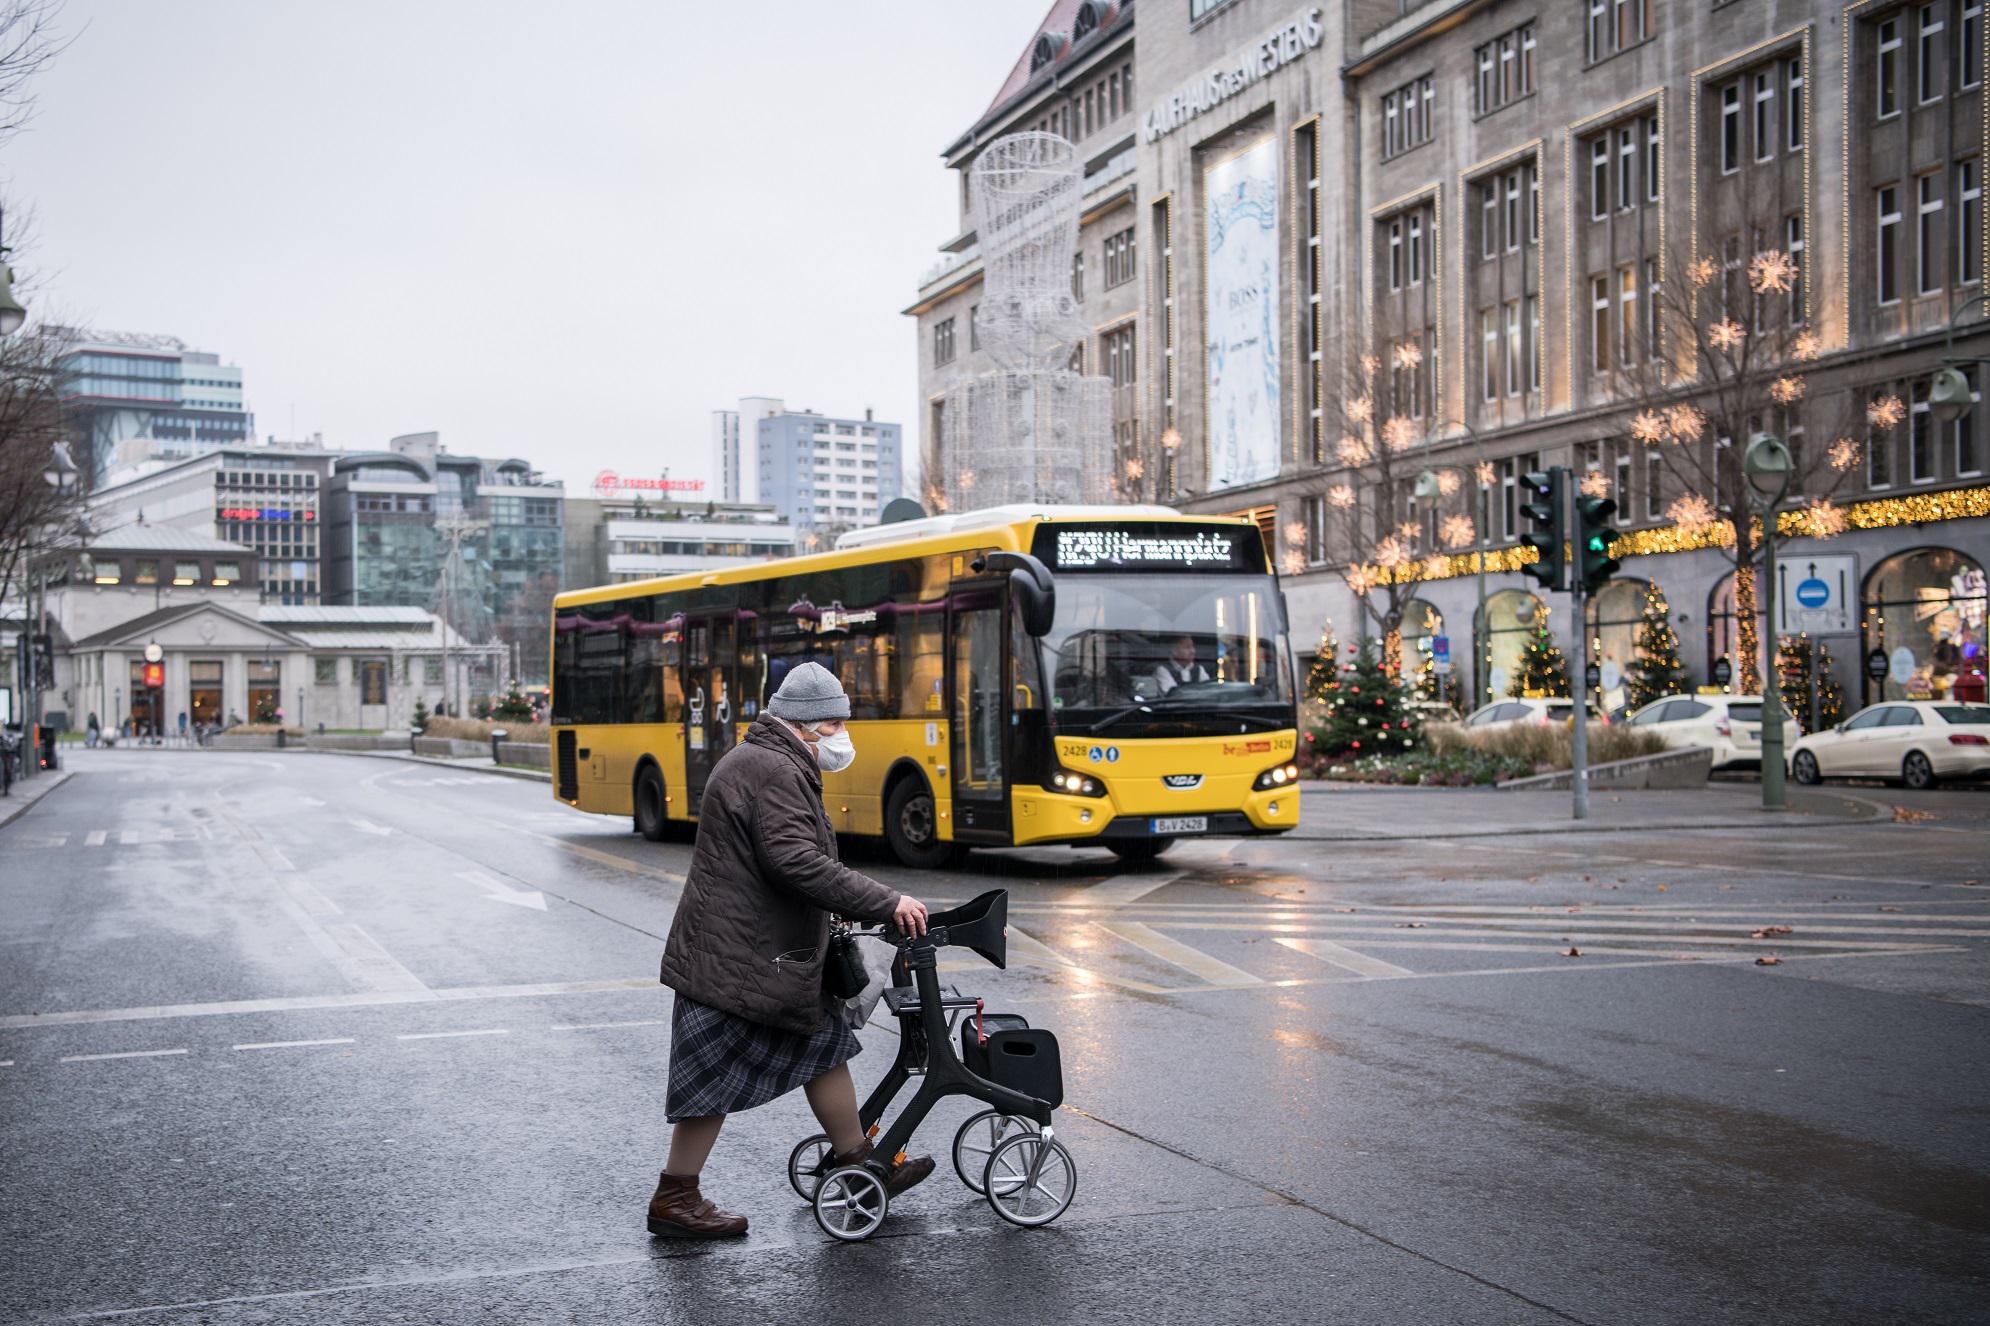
1381, 416, 1417, 451
1396, 519, 1422, 542
1866, 394, 1906, 429
1336, 434, 1373, 467
1796, 498, 1848, 540
1579, 470, 1611, 498
1687, 256, 1720, 287
1666, 493, 1718, 534
1393, 341, 1424, 370
1827, 437, 1860, 471
1436, 469, 1461, 496
1423, 554, 1451, 579
1359, 353, 1381, 378
1475, 460, 1497, 486
1124, 456, 1145, 480
1374, 534, 1410, 568
1348, 395, 1375, 424
1632, 409, 1667, 443
1792, 331, 1822, 361
1769, 375, 1806, 404
1665, 403, 1707, 440
1708, 318, 1746, 351
1748, 249, 1797, 295
1345, 565, 1377, 595
1282, 519, 1308, 547
959, 469, 977, 493
1280, 549, 1307, 575
1328, 484, 1356, 508
1440, 513, 1477, 548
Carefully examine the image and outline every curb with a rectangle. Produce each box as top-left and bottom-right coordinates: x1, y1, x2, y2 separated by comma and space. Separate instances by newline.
340, 750, 549, 783
0, 770, 74, 832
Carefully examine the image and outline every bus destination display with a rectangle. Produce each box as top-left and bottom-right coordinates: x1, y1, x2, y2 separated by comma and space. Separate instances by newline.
1038, 523, 1260, 573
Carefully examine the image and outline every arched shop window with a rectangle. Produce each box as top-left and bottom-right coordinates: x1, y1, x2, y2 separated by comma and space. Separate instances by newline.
1708, 571, 1739, 683
1585, 578, 1650, 713
1400, 599, 1448, 706
1862, 547, 1988, 704
1482, 588, 1545, 702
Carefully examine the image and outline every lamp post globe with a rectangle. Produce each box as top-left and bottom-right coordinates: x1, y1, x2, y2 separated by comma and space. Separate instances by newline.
1413, 468, 1440, 500
1742, 433, 1793, 501
1929, 365, 1975, 424
0, 263, 24, 337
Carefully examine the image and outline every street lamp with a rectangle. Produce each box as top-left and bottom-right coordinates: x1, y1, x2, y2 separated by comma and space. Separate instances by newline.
1744, 433, 1794, 813
1928, 293, 1990, 423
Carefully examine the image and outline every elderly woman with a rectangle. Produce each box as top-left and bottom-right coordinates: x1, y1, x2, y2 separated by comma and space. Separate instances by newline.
648, 662, 932, 1238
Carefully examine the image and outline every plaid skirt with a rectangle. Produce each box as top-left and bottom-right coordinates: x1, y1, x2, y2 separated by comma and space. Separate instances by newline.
665, 992, 862, 1122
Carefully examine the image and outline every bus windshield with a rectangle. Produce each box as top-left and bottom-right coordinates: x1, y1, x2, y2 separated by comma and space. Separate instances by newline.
1041, 573, 1293, 737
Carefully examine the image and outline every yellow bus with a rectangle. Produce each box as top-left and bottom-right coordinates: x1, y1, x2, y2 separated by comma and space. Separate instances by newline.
549, 504, 1300, 866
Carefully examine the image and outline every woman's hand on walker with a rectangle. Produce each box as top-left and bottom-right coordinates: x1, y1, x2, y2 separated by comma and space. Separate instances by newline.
893, 895, 929, 938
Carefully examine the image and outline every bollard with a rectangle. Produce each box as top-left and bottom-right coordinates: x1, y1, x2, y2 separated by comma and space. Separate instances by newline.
410, 726, 421, 753
277, 729, 287, 750
490, 728, 508, 765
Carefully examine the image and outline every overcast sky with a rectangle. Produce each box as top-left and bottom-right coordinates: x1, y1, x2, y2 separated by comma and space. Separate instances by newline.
6, 1, 1032, 495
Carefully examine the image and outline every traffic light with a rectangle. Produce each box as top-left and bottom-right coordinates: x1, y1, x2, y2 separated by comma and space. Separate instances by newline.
1575, 495, 1621, 592
31, 633, 52, 689
1518, 469, 1566, 591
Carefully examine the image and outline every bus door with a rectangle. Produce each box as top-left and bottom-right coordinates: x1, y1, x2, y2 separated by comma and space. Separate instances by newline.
682, 612, 736, 816
947, 579, 1011, 841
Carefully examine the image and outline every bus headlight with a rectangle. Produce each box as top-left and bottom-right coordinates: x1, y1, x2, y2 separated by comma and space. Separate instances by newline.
1047, 769, 1106, 797
1252, 763, 1301, 791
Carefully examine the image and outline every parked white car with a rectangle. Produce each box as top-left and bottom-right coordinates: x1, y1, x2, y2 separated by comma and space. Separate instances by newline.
1621, 693, 1799, 771
1790, 701, 1990, 789
1461, 698, 1610, 731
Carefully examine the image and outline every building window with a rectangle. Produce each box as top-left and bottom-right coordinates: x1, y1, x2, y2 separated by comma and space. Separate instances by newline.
1645, 258, 1662, 352
133, 559, 158, 585
1382, 74, 1434, 157
1592, 276, 1611, 371
1912, 381, 1937, 481
1961, 158, 1982, 285
1919, 173, 1945, 295
1527, 295, 1541, 391
1505, 300, 1523, 396
1644, 115, 1660, 203
968, 304, 979, 351
1721, 82, 1742, 174
1879, 17, 1902, 118
1878, 185, 1902, 304
1589, 0, 1647, 61
1919, 3, 1945, 103
1618, 264, 1638, 366
1614, 444, 1633, 523
1481, 184, 1498, 259
934, 317, 956, 365
1530, 164, 1542, 240
1618, 125, 1636, 210
1505, 171, 1521, 250
213, 561, 240, 586
172, 561, 198, 585
1476, 22, 1536, 114
1785, 215, 1806, 323
1103, 227, 1136, 288
1869, 394, 1895, 487
1645, 445, 1664, 518
1071, 250, 1085, 302
1103, 324, 1137, 387
1786, 56, 1804, 152
1754, 70, 1775, 162
1481, 309, 1499, 401
1407, 213, 1424, 284
1965, 0, 1983, 88
1591, 137, 1609, 221
1958, 366, 1983, 474
1388, 220, 1404, 290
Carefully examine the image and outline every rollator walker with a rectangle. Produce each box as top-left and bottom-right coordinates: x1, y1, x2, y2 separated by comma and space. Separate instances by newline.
786, 889, 1077, 1240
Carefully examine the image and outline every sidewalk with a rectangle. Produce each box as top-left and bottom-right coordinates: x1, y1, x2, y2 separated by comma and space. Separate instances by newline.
0, 768, 74, 831
1290, 780, 1880, 839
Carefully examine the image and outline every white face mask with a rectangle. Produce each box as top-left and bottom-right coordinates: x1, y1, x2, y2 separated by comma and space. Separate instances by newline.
808, 726, 857, 773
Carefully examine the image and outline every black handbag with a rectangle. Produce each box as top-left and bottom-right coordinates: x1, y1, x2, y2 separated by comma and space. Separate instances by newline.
824, 926, 868, 1000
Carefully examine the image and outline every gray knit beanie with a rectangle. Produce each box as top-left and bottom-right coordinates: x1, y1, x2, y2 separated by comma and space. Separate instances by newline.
766, 661, 850, 722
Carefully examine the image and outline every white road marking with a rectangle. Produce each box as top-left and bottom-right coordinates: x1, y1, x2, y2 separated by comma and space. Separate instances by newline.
1095, 920, 1264, 987
59, 1048, 189, 1063
0, 977, 656, 1030
1082, 870, 1186, 908
396, 1028, 509, 1041
1274, 937, 1416, 978
347, 818, 393, 836
0, 1059, 13, 1067
84, 830, 107, 847
453, 869, 548, 911
1004, 926, 1170, 994
550, 1019, 667, 1032
232, 1038, 356, 1051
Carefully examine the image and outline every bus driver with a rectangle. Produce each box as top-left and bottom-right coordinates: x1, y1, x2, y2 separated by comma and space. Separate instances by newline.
1150, 634, 1211, 695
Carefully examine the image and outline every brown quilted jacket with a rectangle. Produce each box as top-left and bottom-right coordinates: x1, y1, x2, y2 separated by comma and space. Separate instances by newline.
658, 713, 901, 1034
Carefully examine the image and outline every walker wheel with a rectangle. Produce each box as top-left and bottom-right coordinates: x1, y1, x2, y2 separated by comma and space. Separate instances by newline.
787, 1133, 834, 1202
982, 1132, 1077, 1228
813, 1164, 890, 1242
951, 1110, 1037, 1194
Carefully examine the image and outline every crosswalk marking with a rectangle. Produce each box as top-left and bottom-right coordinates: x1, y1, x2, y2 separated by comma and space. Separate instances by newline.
1274, 937, 1415, 979
84, 830, 106, 847
1095, 920, 1263, 987
59, 1048, 187, 1063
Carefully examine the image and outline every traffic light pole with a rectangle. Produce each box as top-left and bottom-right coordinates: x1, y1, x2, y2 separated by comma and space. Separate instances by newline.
1568, 484, 1590, 822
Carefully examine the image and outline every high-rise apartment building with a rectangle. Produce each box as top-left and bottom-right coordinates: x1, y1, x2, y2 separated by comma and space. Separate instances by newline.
911, 0, 1990, 712
710, 396, 786, 504
55, 330, 255, 481
709, 397, 903, 538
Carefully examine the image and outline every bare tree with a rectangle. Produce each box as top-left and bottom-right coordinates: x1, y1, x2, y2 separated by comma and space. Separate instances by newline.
0, 321, 83, 610
0, 0, 68, 148
1606, 208, 1874, 694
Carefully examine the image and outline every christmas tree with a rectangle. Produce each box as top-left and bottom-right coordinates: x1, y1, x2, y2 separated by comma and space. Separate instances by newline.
1508, 613, 1570, 698
1310, 637, 1424, 758
1776, 634, 1846, 733
1303, 620, 1341, 705
412, 696, 431, 733
1624, 585, 1689, 710
492, 677, 536, 722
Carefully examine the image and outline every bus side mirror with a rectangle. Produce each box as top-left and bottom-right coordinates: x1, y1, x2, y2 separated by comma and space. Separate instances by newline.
977, 551, 1056, 637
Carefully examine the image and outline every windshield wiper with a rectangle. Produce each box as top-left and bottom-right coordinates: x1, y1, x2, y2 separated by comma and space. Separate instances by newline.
1083, 699, 1287, 734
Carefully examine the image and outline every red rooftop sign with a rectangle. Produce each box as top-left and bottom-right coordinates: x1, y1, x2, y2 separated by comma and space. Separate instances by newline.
593, 471, 706, 498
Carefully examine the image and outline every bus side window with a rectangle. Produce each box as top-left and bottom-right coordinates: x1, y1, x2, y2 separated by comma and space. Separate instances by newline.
896, 602, 945, 718
657, 603, 685, 722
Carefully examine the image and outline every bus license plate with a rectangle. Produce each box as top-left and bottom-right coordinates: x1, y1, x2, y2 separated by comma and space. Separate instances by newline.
1151, 816, 1208, 835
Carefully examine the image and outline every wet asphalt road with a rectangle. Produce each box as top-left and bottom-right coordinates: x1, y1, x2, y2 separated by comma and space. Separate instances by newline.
1, 750, 1986, 1325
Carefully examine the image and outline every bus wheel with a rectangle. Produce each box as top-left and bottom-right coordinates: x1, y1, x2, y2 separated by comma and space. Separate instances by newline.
885, 778, 958, 869
1107, 837, 1174, 864
634, 767, 668, 842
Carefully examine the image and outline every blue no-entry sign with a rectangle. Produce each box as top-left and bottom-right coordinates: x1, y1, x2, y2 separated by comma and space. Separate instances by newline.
1795, 577, 1830, 608
1430, 635, 1450, 664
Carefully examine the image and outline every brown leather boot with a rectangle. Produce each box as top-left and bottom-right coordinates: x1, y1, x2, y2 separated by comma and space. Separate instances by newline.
646, 1171, 748, 1239
824, 1140, 936, 1197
